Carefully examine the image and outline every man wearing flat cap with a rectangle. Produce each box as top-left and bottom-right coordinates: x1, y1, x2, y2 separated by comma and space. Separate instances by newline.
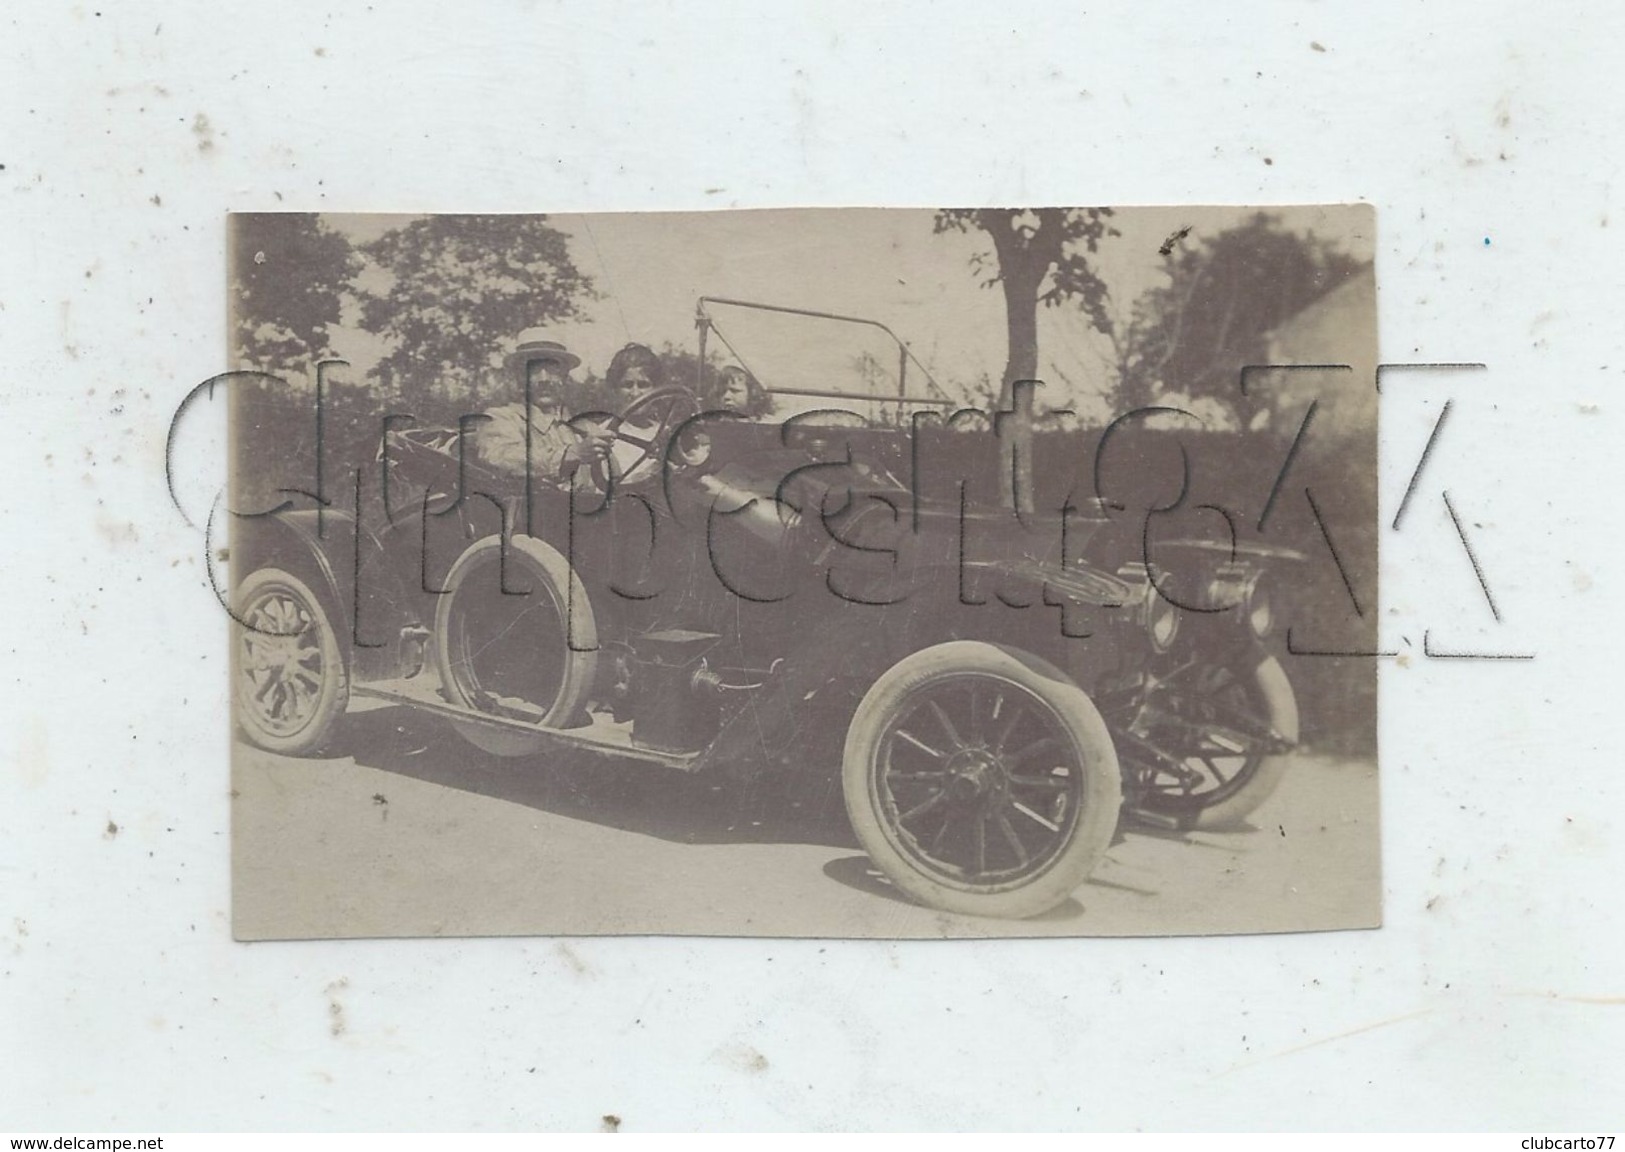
473, 328, 613, 482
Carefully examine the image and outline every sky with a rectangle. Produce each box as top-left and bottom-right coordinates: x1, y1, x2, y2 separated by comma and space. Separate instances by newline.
324, 205, 1374, 419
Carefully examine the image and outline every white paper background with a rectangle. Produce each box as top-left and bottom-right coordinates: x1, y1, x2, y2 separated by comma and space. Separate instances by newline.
3, 1, 1621, 1131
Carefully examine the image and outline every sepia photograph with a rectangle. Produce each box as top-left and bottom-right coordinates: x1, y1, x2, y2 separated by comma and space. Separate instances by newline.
227, 206, 1379, 939
14, 0, 1625, 1131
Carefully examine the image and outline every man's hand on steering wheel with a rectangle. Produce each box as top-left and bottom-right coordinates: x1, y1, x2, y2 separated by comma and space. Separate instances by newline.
560, 428, 615, 473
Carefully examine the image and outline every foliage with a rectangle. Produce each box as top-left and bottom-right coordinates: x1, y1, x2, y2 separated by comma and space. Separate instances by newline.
653, 342, 727, 406
231, 215, 360, 373
934, 208, 1117, 403
1115, 213, 1368, 417
362, 215, 597, 407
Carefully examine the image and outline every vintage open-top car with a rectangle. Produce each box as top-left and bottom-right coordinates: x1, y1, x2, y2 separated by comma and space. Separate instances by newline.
232, 297, 1301, 919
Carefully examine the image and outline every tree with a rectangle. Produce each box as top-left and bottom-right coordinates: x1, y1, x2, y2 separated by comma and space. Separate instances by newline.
652, 341, 724, 405
227, 216, 364, 515
934, 208, 1117, 406
1115, 213, 1368, 418
230, 214, 359, 371
362, 215, 596, 405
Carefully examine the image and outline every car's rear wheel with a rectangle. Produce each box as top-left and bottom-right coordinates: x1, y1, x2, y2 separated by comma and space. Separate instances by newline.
433, 534, 599, 757
843, 641, 1122, 919
234, 567, 349, 756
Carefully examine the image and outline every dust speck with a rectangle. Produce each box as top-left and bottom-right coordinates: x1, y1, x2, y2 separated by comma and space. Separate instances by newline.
1310, 40, 1327, 52
325, 978, 349, 1037
96, 516, 140, 547
601, 1115, 621, 1133
714, 1042, 770, 1074
192, 113, 215, 153
104, 819, 119, 839
555, 940, 594, 977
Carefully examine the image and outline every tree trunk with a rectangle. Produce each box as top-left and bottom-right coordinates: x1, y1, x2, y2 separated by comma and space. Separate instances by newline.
980, 209, 1059, 513
999, 261, 1043, 408
996, 258, 1044, 514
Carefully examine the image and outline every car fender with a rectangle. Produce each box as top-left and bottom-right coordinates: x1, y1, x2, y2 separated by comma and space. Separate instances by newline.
232, 508, 411, 668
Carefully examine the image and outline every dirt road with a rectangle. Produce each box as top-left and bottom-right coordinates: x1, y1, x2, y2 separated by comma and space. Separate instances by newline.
233, 703, 1379, 940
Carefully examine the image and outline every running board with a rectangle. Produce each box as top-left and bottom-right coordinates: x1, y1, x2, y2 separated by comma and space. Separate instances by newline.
351, 677, 703, 772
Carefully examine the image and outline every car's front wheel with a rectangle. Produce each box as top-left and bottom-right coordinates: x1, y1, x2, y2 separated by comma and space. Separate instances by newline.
843, 641, 1122, 920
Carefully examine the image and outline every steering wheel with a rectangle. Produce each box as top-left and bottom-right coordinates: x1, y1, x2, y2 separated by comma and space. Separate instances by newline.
590, 386, 701, 491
